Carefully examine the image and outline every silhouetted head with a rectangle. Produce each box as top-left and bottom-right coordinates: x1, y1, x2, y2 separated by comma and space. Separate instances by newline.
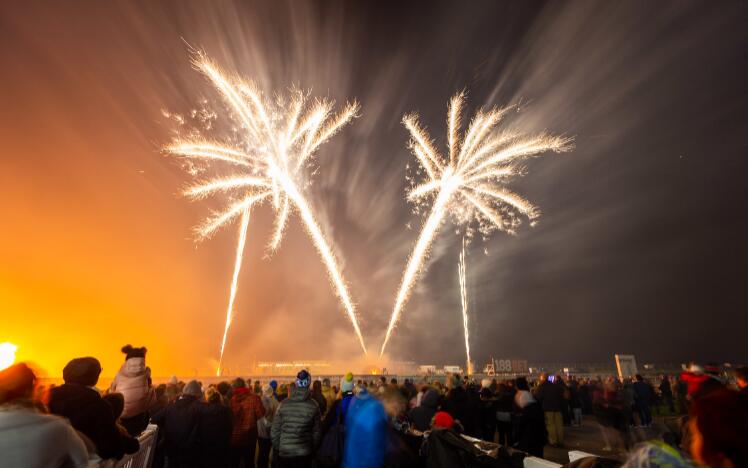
62, 357, 101, 386
0, 363, 36, 404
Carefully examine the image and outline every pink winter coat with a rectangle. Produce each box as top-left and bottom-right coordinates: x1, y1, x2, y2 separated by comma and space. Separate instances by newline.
109, 357, 155, 419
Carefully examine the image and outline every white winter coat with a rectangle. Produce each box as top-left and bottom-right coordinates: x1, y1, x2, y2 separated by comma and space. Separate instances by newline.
109, 357, 155, 419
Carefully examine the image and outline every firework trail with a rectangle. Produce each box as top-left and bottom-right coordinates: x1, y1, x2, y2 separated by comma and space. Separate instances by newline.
380, 93, 572, 356
168, 53, 366, 374
458, 237, 471, 375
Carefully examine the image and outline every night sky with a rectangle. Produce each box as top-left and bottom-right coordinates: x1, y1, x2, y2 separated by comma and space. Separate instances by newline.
2, 1, 747, 376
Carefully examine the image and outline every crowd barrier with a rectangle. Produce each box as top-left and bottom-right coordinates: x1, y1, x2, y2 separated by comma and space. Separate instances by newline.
112, 424, 158, 468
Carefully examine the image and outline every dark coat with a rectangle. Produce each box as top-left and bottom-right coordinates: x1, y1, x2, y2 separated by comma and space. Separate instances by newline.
514, 401, 546, 458
48, 383, 139, 460
409, 389, 439, 432
199, 401, 233, 468
311, 391, 328, 417
633, 381, 654, 407
151, 394, 204, 468
271, 385, 322, 457
441, 386, 480, 437
321, 391, 354, 434
421, 428, 496, 468
536, 381, 563, 412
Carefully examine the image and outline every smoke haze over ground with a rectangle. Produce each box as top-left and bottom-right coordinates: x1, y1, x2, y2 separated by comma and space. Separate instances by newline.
1, 1, 747, 376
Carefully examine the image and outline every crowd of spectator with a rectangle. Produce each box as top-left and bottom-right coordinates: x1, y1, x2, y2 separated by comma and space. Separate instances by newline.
1, 346, 747, 468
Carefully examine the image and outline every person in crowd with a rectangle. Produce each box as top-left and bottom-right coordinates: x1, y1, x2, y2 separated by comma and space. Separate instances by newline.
568, 377, 583, 427
254, 380, 262, 395
599, 377, 631, 451
680, 363, 724, 402
321, 378, 336, 411
409, 378, 427, 409
0, 363, 90, 468
535, 373, 564, 447
659, 375, 675, 413
440, 373, 479, 437
342, 385, 387, 468
622, 378, 636, 427
150, 384, 169, 417
278, 382, 289, 403
514, 377, 546, 457
380, 387, 419, 467
733, 366, 748, 393
272, 370, 321, 468
101, 392, 135, 446
229, 377, 266, 468
109, 344, 155, 436
688, 388, 748, 468
311, 379, 328, 416
200, 387, 233, 468
632, 374, 654, 427
579, 379, 593, 415
258, 384, 279, 468
49, 357, 139, 460
556, 376, 572, 427
165, 382, 181, 404
151, 380, 204, 468
408, 388, 439, 432
402, 378, 417, 403
621, 440, 693, 468
495, 382, 514, 445
322, 372, 356, 434
478, 381, 497, 442
217, 381, 232, 404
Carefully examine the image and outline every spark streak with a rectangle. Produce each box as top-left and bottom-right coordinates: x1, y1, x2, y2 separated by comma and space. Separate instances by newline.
459, 238, 471, 375
217, 206, 250, 376
169, 53, 366, 373
380, 94, 572, 356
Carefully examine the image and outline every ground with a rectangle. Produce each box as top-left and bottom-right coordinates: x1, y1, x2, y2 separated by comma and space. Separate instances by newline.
541, 416, 678, 464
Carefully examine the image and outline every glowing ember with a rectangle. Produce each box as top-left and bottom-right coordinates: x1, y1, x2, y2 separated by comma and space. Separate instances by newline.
380, 93, 572, 356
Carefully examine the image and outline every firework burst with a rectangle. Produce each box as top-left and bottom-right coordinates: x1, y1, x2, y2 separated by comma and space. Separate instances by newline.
380, 93, 572, 356
167, 53, 366, 374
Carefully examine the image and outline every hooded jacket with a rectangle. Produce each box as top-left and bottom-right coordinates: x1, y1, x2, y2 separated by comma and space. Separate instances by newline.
109, 357, 155, 419
271, 385, 322, 457
341, 390, 386, 468
0, 404, 90, 468
48, 383, 139, 460
408, 388, 439, 431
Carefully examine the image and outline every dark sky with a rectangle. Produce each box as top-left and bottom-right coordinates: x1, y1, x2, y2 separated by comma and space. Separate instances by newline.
2, 0, 747, 375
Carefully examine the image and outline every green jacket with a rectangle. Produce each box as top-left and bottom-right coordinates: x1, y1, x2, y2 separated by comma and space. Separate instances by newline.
271, 386, 321, 457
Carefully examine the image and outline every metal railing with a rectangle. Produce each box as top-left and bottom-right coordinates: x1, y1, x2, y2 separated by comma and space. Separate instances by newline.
113, 424, 158, 468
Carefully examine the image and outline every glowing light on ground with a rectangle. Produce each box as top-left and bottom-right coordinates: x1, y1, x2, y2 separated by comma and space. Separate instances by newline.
0, 342, 17, 371
380, 93, 572, 356
168, 53, 367, 374
458, 238, 472, 375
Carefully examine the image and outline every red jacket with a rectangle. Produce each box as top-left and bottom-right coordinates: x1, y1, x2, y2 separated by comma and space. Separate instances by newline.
680, 372, 722, 399
230, 388, 266, 446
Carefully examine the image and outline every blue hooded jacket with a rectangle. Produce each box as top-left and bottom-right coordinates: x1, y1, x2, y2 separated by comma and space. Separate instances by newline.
341, 389, 387, 468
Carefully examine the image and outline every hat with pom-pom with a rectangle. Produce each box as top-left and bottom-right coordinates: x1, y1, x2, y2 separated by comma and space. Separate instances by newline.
296, 369, 311, 388
121, 344, 147, 360
341, 372, 354, 392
